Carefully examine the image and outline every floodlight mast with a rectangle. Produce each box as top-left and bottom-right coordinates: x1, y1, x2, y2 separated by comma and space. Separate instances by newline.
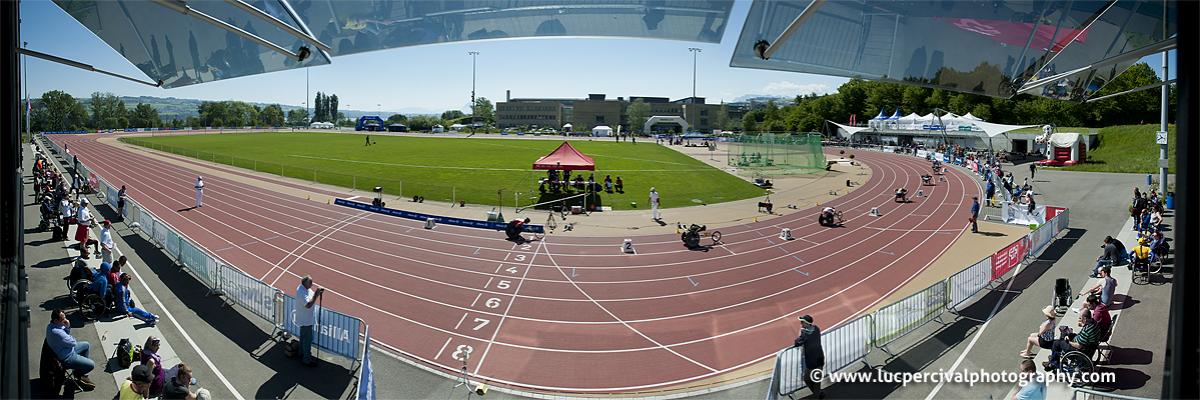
469, 51, 479, 131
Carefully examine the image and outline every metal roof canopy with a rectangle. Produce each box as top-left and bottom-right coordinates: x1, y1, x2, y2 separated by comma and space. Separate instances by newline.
731, 0, 1176, 102
56, 0, 734, 89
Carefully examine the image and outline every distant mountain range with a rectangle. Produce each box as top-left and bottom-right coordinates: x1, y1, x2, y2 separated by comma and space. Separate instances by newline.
76, 95, 442, 121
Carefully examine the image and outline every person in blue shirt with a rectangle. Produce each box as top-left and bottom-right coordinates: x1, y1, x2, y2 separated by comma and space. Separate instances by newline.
985, 179, 995, 207
45, 309, 96, 390
90, 261, 111, 309
970, 197, 980, 233
115, 273, 159, 325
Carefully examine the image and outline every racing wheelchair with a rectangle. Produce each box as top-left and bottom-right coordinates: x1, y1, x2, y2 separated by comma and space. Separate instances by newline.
680, 223, 721, 249
818, 210, 845, 227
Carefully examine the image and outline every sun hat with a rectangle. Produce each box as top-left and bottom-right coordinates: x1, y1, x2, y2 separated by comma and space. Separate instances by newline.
798, 315, 813, 324
1042, 305, 1056, 319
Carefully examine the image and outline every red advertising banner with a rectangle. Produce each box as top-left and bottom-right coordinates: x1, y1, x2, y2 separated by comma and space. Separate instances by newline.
991, 237, 1030, 280
1045, 206, 1067, 222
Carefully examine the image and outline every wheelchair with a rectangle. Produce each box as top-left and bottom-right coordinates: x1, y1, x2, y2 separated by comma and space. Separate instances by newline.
1056, 346, 1097, 386
65, 262, 110, 320
1130, 255, 1162, 285
1052, 278, 1072, 315
680, 224, 721, 249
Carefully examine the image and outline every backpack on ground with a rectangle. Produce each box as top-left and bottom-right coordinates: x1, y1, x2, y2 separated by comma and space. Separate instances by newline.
114, 339, 140, 369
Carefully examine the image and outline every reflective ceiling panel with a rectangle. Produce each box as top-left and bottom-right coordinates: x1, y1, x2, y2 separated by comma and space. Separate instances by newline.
54, 0, 331, 88
731, 0, 1172, 100
55, 0, 733, 88
289, 0, 734, 56
1019, 0, 1175, 101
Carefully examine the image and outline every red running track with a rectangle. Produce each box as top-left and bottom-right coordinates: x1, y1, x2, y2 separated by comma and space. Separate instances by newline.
53, 134, 979, 393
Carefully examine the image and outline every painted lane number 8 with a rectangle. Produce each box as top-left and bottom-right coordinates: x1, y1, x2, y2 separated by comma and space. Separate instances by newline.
451, 344, 473, 361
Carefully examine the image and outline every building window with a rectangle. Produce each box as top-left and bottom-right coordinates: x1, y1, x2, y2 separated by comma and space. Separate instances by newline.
700, 118, 709, 126
700, 109, 709, 116
595, 115, 605, 123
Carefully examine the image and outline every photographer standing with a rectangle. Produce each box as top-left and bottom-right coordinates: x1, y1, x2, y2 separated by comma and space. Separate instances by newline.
295, 275, 325, 366
793, 315, 825, 399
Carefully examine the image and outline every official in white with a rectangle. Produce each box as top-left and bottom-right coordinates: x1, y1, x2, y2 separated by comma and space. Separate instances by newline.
649, 187, 661, 221
193, 176, 204, 208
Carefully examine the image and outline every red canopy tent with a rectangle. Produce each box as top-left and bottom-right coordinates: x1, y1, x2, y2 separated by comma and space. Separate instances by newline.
533, 142, 595, 170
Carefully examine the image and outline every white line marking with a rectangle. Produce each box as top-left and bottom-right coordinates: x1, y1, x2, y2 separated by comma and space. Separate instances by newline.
924, 261, 1024, 400
494, 263, 504, 273
434, 337, 453, 360
543, 242, 718, 373
686, 276, 699, 287
792, 268, 809, 277
454, 313, 468, 330
483, 277, 494, 289
469, 293, 482, 307
265, 212, 369, 285
472, 240, 539, 374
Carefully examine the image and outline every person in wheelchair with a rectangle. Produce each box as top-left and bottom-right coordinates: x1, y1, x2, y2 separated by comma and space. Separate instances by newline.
505, 218, 531, 242
921, 174, 933, 186
1129, 237, 1153, 274
894, 188, 909, 203
681, 224, 706, 248
818, 207, 843, 227
1044, 310, 1101, 372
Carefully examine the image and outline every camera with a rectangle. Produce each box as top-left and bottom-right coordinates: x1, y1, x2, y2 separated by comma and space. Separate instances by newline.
754, 40, 770, 60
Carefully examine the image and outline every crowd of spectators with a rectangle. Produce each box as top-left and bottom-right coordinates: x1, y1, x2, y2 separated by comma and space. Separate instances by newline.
539, 169, 623, 195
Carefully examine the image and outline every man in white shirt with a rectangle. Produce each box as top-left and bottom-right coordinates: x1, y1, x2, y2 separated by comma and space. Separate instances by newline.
294, 275, 324, 366
649, 187, 661, 221
194, 177, 204, 208
99, 219, 116, 264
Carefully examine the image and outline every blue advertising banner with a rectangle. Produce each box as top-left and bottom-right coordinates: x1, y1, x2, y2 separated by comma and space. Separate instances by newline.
282, 294, 362, 361
357, 331, 375, 400
335, 198, 545, 233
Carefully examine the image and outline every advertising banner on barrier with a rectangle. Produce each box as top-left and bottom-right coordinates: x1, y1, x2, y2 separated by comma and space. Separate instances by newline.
1027, 222, 1056, 255
991, 237, 1029, 280
335, 198, 545, 233
916, 150, 929, 159
218, 265, 278, 322
357, 331, 376, 400
948, 258, 993, 309
873, 282, 947, 346
282, 294, 362, 361
1045, 206, 1067, 223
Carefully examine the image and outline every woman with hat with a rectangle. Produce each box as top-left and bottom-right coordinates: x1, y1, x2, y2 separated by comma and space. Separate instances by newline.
1020, 305, 1058, 358
141, 336, 166, 397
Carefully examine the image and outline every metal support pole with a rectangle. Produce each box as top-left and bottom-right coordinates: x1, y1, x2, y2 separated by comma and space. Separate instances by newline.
1160, 50, 1169, 196
1164, 2, 1196, 398
2, 0, 31, 396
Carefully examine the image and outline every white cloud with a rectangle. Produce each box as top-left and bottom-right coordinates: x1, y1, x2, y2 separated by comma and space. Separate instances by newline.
760, 81, 832, 97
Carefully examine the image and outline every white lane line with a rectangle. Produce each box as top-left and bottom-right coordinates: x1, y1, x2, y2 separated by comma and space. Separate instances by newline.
543, 241, 718, 372
265, 212, 369, 285
923, 261, 1024, 400
454, 313, 468, 330
469, 293, 482, 307
472, 242, 539, 375
434, 337, 453, 360
483, 277, 494, 289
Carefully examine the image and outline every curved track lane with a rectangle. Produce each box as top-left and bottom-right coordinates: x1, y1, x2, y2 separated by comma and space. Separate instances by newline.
54, 134, 978, 393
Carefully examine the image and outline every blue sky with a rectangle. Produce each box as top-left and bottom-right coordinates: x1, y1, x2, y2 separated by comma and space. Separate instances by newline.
20, 0, 1174, 115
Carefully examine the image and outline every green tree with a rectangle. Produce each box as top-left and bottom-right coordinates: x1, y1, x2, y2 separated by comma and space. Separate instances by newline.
716, 104, 731, 131
387, 114, 408, 124
328, 94, 339, 122
259, 104, 286, 126
1086, 63, 1160, 126
742, 111, 759, 132
406, 115, 440, 131
90, 92, 128, 129
314, 92, 326, 122
33, 90, 88, 131
129, 103, 162, 128
286, 109, 309, 126
472, 97, 494, 123
440, 110, 465, 121
626, 99, 651, 133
